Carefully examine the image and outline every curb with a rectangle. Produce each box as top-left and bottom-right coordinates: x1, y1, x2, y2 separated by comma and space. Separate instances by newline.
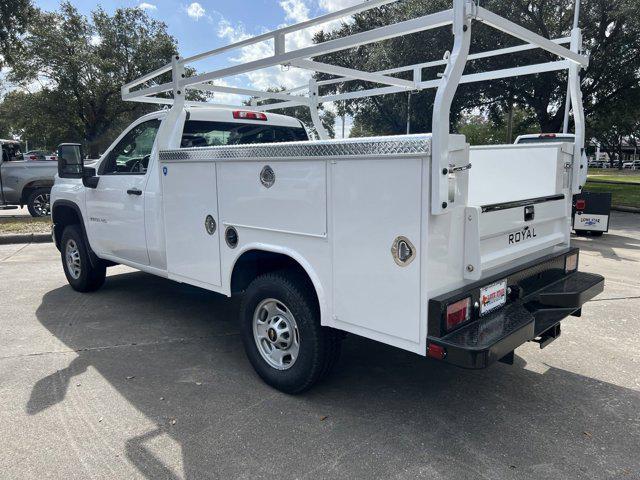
587, 179, 640, 186
0, 233, 52, 245
612, 205, 640, 213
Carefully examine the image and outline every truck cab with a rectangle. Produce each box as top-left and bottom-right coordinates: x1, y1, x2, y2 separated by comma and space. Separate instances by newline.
52, 107, 309, 270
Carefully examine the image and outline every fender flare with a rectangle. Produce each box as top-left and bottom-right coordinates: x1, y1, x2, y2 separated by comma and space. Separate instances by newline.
228, 243, 329, 325
51, 199, 100, 268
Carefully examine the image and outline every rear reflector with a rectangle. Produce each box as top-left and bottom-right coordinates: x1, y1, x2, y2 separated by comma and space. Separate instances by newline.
233, 111, 267, 121
575, 199, 586, 210
427, 343, 446, 360
565, 253, 578, 273
446, 297, 471, 331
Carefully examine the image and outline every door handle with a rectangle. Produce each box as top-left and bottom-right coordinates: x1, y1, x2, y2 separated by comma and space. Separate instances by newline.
127, 188, 143, 196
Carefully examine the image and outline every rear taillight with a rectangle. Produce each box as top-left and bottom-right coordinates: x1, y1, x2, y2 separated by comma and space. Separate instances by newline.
28, 155, 37, 160
446, 297, 471, 331
575, 199, 586, 210
233, 111, 267, 121
427, 343, 446, 360
565, 253, 578, 273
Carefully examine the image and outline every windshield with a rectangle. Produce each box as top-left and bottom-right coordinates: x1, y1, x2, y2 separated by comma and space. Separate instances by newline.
517, 136, 574, 144
181, 120, 308, 148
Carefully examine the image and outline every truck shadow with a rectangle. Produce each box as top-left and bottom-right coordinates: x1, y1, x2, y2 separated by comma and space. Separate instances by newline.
33, 270, 640, 479
572, 232, 640, 262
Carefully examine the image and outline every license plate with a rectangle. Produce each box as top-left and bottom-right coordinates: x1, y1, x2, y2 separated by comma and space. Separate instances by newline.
573, 213, 608, 232
480, 279, 507, 316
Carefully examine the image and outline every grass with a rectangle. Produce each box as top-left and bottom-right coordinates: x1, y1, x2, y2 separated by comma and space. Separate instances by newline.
587, 168, 640, 184
0, 216, 51, 235
584, 181, 640, 208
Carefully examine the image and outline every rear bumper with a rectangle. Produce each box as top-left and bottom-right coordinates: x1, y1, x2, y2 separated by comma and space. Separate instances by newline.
427, 249, 604, 369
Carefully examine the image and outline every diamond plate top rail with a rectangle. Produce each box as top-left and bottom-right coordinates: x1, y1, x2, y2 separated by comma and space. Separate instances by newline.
159, 134, 432, 162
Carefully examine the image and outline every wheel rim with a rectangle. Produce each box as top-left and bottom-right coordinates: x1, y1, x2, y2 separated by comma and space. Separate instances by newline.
32, 193, 50, 216
252, 298, 300, 370
65, 239, 81, 280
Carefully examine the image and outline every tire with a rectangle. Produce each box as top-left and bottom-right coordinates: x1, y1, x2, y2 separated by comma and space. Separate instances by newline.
240, 270, 342, 394
27, 187, 51, 217
60, 225, 106, 292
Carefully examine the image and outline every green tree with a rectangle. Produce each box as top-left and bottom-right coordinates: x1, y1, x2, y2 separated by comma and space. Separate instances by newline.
0, 0, 34, 69
588, 87, 640, 167
456, 107, 538, 145
0, 89, 78, 150
314, 0, 640, 143
8, 2, 178, 156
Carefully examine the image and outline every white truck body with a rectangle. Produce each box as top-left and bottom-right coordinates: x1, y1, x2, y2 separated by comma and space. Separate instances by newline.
51, 0, 604, 392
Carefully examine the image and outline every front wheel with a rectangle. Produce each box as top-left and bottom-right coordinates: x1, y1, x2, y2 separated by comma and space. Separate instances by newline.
61, 225, 106, 292
240, 271, 342, 394
27, 188, 51, 217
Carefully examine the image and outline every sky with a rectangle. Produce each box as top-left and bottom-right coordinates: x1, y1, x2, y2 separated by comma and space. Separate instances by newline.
32, 0, 360, 127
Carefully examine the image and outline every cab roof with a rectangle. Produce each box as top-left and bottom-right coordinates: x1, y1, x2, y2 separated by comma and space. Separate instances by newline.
185, 106, 303, 129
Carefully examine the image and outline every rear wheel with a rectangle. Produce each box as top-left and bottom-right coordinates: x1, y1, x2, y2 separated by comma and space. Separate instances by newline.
61, 225, 106, 292
240, 271, 342, 394
27, 188, 51, 217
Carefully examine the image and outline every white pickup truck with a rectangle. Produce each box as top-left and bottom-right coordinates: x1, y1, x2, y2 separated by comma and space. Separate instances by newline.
51, 0, 604, 393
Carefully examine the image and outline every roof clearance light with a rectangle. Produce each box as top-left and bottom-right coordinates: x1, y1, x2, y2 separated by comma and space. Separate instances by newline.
233, 111, 267, 121
446, 297, 471, 331
540, 133, 557, 138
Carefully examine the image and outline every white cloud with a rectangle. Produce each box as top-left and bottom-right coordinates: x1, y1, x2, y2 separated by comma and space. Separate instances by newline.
206, 0, 361, 100
318, 0, 362, 12
138, 2, 157, 11
186, 2, 206, 21
280, 0, 310, 23
89, 34, 102, 46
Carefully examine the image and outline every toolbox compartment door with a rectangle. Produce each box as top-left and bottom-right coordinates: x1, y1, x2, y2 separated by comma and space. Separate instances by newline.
331, 157, 423, 346
161, 161, 222, 287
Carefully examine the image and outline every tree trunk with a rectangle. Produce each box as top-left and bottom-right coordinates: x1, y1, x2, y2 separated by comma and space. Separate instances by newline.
505, 97, 514, 144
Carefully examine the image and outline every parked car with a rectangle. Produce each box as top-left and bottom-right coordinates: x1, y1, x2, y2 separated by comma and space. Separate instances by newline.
1, 140, 57, 217
24, 150, 58, 162
622, 160, 640, 170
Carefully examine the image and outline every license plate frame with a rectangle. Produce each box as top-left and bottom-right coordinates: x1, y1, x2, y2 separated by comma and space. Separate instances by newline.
480, 279, 507, 316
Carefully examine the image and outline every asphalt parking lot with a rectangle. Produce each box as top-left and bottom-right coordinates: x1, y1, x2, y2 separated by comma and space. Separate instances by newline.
0, 212, 638, 480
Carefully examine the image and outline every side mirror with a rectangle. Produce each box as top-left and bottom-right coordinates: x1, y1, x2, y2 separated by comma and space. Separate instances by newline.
57, 143, 84, 179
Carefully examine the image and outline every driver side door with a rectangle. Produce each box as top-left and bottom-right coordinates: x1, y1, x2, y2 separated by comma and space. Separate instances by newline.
85, 118, 162, 266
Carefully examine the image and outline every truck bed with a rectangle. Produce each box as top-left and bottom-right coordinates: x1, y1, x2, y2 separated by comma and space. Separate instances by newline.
158, 134, 573, 354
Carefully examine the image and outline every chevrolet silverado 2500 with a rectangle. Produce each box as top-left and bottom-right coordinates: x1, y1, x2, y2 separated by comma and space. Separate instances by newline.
51, 0, 604, 393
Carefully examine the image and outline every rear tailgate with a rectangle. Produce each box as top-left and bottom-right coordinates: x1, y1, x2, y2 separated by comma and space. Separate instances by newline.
464, 143, 573, 280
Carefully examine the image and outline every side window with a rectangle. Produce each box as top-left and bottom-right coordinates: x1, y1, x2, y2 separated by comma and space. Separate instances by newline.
100, 119, 161, 175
